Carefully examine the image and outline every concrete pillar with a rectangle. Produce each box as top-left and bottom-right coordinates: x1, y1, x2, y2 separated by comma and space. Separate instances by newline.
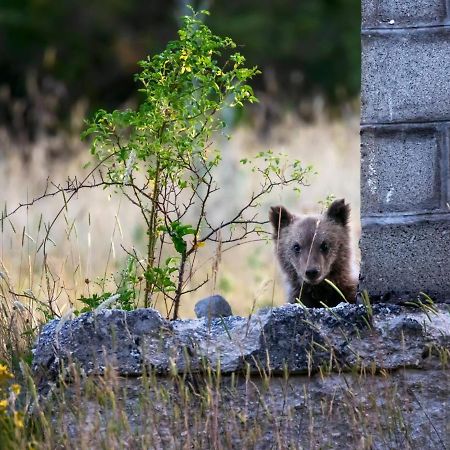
360, 2, 450, 301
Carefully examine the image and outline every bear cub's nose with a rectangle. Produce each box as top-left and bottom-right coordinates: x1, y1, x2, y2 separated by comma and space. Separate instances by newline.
305, 268, 320, 280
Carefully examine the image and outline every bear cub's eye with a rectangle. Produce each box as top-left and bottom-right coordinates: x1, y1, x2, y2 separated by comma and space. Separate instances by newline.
320, 241, 329, 253
292, 243, 301, 254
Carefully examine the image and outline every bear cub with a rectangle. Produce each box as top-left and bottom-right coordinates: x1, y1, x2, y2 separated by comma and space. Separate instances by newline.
269, 199, 357, 307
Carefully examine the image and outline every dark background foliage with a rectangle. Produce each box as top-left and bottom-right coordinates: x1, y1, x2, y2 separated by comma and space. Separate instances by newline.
0, 0, 360, 136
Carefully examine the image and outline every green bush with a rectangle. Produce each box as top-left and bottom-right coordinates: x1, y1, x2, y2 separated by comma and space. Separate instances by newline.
81, 9, 311, 319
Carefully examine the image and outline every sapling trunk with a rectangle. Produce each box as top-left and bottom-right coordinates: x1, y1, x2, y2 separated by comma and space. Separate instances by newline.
172, 251, 187, 320
144, 160, 161, 307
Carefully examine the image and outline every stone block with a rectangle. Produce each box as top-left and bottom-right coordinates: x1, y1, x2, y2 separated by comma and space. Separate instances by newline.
361, 126, 443, 214
33, 304, 450, 386
359, 216, 450, 299
361, 29, 450, 124
362, 0, 448, 28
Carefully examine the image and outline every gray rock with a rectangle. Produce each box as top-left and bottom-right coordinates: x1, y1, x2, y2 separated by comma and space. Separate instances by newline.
194, 295, 233, 319
33, 303, 450, 389
32, 308, 172, 389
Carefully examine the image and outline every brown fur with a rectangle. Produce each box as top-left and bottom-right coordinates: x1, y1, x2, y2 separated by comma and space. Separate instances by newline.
269, 199, 357, 307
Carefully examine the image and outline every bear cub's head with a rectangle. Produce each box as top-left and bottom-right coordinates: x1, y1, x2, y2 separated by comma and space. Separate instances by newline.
269, 199, 350, 286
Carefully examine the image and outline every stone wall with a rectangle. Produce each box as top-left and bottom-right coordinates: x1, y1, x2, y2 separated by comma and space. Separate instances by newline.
33, 305, 450, 448
360, 1, 450, 301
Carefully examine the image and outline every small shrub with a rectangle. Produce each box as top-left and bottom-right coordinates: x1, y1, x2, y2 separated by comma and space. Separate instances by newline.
80, 9, 310, 319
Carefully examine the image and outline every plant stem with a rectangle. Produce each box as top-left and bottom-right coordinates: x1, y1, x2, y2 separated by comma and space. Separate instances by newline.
144, 159, 161, 307
172, 251, 187, 320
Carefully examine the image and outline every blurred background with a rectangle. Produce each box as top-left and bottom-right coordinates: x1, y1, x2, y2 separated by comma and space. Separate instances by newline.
0, 0, 360, 317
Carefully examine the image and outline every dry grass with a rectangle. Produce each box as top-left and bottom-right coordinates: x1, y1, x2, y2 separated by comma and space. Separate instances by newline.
0, 112, 360, 320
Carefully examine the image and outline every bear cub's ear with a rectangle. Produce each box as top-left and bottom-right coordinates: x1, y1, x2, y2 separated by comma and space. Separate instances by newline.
326, 199, 350, 226
269, 206, 293, 234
